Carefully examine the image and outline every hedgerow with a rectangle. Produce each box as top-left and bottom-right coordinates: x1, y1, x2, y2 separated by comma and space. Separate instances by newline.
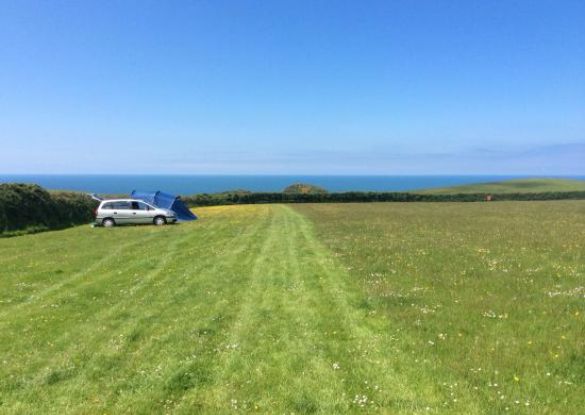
0, 184, 97, 235
181, 190, 585, 207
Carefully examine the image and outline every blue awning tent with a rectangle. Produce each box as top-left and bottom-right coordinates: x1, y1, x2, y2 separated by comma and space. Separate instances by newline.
131, 190, 197, 221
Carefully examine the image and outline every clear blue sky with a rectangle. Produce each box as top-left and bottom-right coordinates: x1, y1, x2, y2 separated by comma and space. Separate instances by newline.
1, 0, 584, 174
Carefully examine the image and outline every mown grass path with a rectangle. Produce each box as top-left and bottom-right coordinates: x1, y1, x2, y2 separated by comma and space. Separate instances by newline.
0, 204, 464, 414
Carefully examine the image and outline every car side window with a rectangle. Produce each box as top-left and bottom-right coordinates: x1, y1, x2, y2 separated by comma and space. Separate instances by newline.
114, 201, 131, 210
138, 202, 151, 210
131, 201, 150, 210
102, 202, 114, 210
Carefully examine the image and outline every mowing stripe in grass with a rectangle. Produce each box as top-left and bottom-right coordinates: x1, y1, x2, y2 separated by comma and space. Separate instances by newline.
0, 230, 163, 316
170, 205, 481, 413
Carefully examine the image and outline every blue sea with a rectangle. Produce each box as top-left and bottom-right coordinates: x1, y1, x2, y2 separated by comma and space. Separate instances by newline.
1, 175, 584, 195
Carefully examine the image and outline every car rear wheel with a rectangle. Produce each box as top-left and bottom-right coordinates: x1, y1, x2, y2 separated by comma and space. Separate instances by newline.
102, 218, 115, 228
154, 216, 167, 226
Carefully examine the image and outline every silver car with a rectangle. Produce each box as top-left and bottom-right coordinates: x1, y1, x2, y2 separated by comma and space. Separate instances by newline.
94, 199, 177, 227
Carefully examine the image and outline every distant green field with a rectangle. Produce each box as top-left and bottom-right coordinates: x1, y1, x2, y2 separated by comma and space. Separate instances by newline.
417, 178, 585, 194
0, 202, 583, 413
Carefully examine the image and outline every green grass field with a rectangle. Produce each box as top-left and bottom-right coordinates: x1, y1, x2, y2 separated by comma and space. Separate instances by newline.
417, 178, 585, 194
0, 202, 583, 413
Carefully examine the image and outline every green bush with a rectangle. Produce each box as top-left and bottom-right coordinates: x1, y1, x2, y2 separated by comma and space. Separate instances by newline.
0, 184, 97, 235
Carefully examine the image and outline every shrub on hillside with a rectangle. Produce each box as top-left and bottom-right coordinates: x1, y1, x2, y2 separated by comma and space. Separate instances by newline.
283, 183, 328, 194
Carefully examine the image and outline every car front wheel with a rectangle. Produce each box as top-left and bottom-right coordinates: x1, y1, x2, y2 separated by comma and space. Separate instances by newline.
154, 216, 167, 226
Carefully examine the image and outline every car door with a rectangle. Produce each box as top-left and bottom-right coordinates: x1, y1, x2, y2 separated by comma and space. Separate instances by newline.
112, 201, 132, 224
131, 201, 153, 224
142, 202, 158, 223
